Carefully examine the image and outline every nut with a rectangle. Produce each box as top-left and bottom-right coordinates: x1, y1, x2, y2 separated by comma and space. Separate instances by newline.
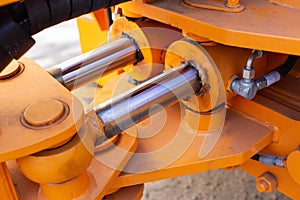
256, 172, 277, 193
243, 67, 255, 80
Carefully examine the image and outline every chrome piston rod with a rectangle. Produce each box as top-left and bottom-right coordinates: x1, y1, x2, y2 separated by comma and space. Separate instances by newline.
48, 36, 142, 90
94, 63, 202, 141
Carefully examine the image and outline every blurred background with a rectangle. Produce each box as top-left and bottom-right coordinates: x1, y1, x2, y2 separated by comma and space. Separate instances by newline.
25, 19, 290, 200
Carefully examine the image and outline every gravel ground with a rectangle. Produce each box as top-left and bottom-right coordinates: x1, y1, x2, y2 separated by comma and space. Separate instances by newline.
25, 20, 291, 200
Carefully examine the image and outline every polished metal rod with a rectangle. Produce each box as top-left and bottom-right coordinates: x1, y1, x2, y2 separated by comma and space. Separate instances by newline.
48, 37, 140, 90
94, 62, 201, 140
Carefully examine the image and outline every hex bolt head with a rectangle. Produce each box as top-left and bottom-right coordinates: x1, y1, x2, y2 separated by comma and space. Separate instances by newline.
256, 172, 278, 193
23, 99, 65, 126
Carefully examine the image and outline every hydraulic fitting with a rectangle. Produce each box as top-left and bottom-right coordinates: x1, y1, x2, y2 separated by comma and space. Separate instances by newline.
229, 50, 263, 99
251, 154, 286, 168
230, 77, 257, 100
229, 51, 297, 100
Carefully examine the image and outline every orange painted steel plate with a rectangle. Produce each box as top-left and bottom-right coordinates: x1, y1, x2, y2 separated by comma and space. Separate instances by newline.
0, 58, 84, 162
111, 106, 274, 189
228, 95, 300, 156
120, 0, 300, 55
268, 0, 300, 10
105, 184, 144, 200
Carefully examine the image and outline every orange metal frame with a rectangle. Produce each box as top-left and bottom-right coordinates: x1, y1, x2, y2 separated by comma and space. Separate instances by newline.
1, 0, 300, 199
76, 3, 300, 199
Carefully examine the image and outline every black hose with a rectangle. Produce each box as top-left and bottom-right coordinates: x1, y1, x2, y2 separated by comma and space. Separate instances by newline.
255, 55, 298, 89
0, 12, 34, 72
22, 0, 131, 34
274, 55, 297, 77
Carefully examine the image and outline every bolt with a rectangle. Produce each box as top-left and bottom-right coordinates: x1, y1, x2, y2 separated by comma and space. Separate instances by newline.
256, 172, 277, 193
257, 179, 270, 192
